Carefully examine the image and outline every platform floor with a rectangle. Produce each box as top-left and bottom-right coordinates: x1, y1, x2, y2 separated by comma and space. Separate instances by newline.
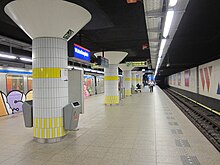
0, 86, 219, 165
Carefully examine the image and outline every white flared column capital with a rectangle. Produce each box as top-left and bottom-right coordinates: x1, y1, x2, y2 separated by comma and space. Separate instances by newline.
119, 64, 134, 71
5, 0, 91, 40
95, 51, 128, 64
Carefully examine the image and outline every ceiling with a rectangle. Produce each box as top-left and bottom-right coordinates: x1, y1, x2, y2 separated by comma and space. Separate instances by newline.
0, 0, 220, 77
0, 0, 150, 70
159, 0, 220, 77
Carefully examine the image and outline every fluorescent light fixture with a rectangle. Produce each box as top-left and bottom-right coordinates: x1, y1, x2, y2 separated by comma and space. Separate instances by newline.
163, 10, 174, 38
158, 49, 163, 58
0, 53, 16, 59
169, 0, 178, 7
90, 69, 97, 73
84, 68, 91, 72
20, 57, 32, 62
67, 65, 74, 69
160, 39, 166, 50
96, 70, 104, 74
74, 66, 83, 71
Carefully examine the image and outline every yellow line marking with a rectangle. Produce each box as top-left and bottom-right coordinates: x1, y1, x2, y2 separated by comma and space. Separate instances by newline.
170, 89, 220, 116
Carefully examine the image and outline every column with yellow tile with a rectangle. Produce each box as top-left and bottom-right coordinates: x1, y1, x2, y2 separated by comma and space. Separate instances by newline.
32, 37, 68, 142
123, 70, 132, 96
5, 0, 91, 143
95, 51, 128, 105
104, 64, 119, 104
119, 64, 133, 97
132, 72, 137, 88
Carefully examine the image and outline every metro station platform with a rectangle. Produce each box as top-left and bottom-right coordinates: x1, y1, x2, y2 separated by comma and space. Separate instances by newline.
0, 87, 219, 165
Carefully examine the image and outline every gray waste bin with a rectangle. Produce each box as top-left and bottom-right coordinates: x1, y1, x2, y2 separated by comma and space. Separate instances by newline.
63, 102, 81, 131
22, 100, 33, 127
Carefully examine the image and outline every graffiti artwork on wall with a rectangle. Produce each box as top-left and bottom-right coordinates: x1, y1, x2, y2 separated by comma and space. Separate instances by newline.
200, 66, 212, 92
185, 70, 190, 87
0, 90, 33, 117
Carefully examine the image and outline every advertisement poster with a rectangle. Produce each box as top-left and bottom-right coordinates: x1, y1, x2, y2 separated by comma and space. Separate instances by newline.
178, 73, 181, 86
185, 70, 190, 87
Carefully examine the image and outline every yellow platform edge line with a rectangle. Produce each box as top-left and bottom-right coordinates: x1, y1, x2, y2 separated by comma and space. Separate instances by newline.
170, 89, 220, 116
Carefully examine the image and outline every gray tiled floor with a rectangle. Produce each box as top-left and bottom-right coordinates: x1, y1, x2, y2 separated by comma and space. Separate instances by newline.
0, 86, 219, 165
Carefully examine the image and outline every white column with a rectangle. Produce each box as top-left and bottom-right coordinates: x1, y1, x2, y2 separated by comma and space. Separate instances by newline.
123, 70, 132, 96
132, 72, 136, 88
104, 64, 119, 105
32, 37, 68, 142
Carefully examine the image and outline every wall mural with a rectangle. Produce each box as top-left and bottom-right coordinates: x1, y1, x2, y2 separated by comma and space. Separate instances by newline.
185, 70, 190, 87
173, 74, 176, 85
0, 90, 33, 117
200, 66, 212, 92
178, 72, 181, 86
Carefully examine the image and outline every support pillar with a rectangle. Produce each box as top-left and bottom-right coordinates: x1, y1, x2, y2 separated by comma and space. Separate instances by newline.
95, 51, 128, 105
104, 64, 119, 104
132, 72, 136, 88
5, 0, 91, 143
123, 70, 132, 96
32, 37, 68, 142
119, 64, 133, 97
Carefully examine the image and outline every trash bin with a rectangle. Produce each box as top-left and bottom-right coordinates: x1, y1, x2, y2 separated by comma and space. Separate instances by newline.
22, 100, 33, 127
63, 102, 81, 131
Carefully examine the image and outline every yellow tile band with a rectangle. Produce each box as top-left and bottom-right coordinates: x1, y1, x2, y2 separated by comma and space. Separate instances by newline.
125, 90, 131, 96
124, 77, 131, 81
104, 76, 119, 81
33, 116, 65, 138
132, 78, 136, 81
34, 117, 63, 128
33, 127, 65, 138
33, 68, 61, 78
34, 117, 66, 138
105, 96, 119, 104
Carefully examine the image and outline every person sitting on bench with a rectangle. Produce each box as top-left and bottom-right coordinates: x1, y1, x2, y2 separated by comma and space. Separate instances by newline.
135, 83, 141, 93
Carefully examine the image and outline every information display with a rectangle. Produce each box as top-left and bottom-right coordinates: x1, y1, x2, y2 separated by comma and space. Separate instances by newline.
74, 44, 90, 62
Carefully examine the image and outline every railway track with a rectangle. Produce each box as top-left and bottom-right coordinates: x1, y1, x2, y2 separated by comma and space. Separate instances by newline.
164, 88, 220, 152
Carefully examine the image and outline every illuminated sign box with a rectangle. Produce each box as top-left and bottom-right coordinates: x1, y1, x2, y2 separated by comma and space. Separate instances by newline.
126, 61, 146, 67
74, 44, 90, 62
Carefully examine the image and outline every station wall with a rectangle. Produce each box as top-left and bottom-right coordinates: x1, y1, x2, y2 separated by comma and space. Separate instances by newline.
168, 59, 220, 101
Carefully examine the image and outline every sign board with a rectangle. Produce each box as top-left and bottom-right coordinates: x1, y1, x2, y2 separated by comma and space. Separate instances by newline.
91, 63, 103, 69
74, 44, 90, 62
63, 29, 74, 40
126, 61, 146, 67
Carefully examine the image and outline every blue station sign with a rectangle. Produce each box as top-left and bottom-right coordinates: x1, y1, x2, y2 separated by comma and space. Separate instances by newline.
74, 44, 90, 62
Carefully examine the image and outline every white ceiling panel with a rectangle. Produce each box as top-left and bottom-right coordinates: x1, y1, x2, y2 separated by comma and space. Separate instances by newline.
143, 0, 163, 12
147, 17, 161, 29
